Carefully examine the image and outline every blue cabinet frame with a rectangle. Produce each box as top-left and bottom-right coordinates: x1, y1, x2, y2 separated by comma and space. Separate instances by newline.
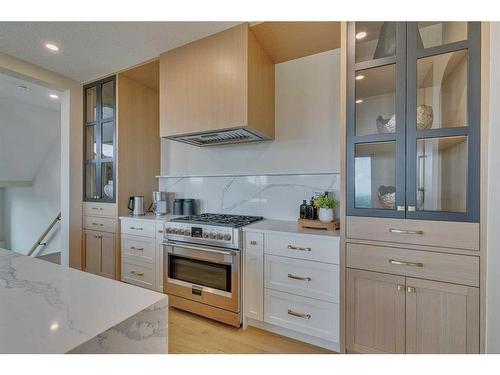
347, 22, 481, 222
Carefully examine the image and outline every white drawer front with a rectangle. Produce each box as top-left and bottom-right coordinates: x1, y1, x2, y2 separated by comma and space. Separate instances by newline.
265, 233, 339, 264
83, 202, 116, 217
83, 215, 116, 233
121, 219, 156, 238
265, 255, 339, 303
121, 235, 156, 263
264, 289, 339, 342
122, 259, 155, 290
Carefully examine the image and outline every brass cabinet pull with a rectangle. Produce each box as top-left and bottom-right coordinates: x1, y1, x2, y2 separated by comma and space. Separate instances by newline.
130, 227, 143, 231
407, 286, 416, 293
130, 246, 144, 251
130, 270, 144, 276
288, 273, 312, 282
389, 228, 424, 235
389, 258, 424, 268
250, 240, 258, 245
91, 207, 103, 211
158, 230, 163, 233
287, 309, 311, 319
396, 284, 405, 292
288, 245, 312, 252
92, 222, 104, 226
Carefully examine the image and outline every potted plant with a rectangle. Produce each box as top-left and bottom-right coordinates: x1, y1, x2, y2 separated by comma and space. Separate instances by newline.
313, 195, 338, 223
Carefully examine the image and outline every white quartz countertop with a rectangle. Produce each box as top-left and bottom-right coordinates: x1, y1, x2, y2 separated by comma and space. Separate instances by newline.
119, 213, 180, 222
0, 248, 167, 354
243, 219, 340, 239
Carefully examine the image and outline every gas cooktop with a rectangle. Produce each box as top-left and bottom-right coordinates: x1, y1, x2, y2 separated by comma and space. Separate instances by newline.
170, 213, 263, 228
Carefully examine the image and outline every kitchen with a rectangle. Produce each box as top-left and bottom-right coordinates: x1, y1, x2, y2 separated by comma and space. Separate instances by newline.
1, 1, 500, 371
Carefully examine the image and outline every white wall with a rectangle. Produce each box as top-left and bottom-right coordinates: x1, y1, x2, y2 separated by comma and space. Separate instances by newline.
0, 188, 4, 247
486, 22, 500, 353
161, 49, 340, 176
3, 135, 61, 255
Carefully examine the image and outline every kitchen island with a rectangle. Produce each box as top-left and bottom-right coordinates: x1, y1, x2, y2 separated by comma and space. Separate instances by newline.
0, 248, 168, 354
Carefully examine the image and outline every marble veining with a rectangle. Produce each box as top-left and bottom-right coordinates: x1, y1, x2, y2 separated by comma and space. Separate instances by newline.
0, 248, 167, 354
159, 173, 339, 220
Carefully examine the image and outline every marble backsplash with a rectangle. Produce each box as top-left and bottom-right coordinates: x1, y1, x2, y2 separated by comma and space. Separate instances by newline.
158, 173, 340, 221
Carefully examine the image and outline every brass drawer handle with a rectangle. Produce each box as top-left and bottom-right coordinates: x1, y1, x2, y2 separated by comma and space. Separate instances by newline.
130, 246, 144, 251
288, 273, 312, 282
407, 286, 416, 293
287, 309, 311, 319
250, 240, 258, 245
396, 284, 405, 292
130, 270, 144, 276
92, 207, 103, 211
389, 259, 424, 268
389, 228, 424, 235
288, 245, 312, 252
92, 222, 104, 226
130, 227, 144, 231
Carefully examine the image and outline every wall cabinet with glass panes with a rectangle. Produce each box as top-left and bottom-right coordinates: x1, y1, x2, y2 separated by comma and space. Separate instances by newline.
84, 76, 116, 203
347, 22, 480, 222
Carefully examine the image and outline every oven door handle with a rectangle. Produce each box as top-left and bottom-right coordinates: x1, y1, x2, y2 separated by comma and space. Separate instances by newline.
164, 241, 237, 257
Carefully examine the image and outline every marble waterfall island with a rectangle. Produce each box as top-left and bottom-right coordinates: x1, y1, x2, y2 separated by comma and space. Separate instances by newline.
0, 248, 168, 354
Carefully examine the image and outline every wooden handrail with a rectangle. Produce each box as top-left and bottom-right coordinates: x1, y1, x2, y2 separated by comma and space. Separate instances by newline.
28, 213, 62, 257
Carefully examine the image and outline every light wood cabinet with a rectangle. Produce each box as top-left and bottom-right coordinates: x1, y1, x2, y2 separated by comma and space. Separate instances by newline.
346, 269, 479, 354
405, 278, 479, 354
159, 23, 275, 140
244, 232, 264, 321
83, 229, 116, 280
346, 269, 406, 354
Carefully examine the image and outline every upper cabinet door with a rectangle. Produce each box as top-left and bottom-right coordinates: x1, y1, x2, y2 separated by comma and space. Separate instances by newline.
83, 76, 116, 203
405, 22, 480, 222
347, 22, 407, 218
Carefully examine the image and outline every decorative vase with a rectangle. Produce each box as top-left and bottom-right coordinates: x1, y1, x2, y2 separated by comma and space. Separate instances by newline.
318, 208, 334, 223
378, 185, 396, 209
376, 114, 396, 133
374, 22, 424, 59
416, 104, 433, 130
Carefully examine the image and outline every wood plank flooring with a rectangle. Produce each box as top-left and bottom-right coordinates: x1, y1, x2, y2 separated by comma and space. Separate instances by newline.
168, 307, 334, 354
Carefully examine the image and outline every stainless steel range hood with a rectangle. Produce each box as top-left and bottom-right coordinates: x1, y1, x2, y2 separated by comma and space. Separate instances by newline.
166, 127, 271, 147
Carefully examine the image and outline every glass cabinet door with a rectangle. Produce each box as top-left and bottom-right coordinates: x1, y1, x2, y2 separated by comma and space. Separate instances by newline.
83, 76, 116, 202
406, 22, 480, 222
347, 22, 407, 218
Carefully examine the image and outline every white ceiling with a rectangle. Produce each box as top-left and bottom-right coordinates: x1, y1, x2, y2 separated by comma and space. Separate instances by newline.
0, 72, 61, 110
0, 22, 240, 82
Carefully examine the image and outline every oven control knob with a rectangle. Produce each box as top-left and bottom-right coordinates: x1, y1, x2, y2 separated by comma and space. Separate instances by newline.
203, 232, 209, 238
173, 228, 180, 234
180, 229, 186, 235
185, 230, 191, 236
208, 232, 216, 239
223, 233, 231, 241
165, 227, 171, 233
216, 233, 223, 240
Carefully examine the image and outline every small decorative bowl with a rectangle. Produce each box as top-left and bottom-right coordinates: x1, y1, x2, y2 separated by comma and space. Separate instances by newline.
378, 185, 396, 209
376, 114, 396, 134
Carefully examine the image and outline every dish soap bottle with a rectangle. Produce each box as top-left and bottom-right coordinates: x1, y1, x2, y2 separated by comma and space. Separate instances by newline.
299, 200, 307, 219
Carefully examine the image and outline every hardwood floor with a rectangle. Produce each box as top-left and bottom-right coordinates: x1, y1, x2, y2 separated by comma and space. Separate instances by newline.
37, 252, 61, 265
168, 307, 334, 354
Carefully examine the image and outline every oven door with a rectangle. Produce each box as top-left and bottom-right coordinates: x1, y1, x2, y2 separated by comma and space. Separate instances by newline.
163, 241, 240, 313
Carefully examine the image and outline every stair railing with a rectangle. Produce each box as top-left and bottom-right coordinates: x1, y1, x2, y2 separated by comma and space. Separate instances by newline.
28, 212, 62, 257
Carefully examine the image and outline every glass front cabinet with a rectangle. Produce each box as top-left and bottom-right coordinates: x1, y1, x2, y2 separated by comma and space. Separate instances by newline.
83, 76, 116, 202
347, 22, 480, 222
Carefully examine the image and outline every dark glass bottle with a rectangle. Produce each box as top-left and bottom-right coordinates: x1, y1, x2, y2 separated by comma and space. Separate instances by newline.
299, 200, 307, 219
311, 197, 319, 220
306, 199, 315, 220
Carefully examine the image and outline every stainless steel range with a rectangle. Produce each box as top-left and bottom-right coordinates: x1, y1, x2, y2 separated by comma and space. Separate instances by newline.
163, 213, 263, 327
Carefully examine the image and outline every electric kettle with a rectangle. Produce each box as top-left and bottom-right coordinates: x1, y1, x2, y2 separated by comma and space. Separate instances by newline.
128, 196, 145, 216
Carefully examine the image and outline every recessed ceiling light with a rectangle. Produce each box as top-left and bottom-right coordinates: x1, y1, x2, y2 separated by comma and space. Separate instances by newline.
355, 75, 365, 81
45, 43, 59, 52
16, 85, 32, 92
49, 94, 59, 99
355, 31, 367, 40
355, 99, 363, 104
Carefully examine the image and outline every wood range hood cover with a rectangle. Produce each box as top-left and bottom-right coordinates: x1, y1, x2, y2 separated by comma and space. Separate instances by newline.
160, 23, 275, 147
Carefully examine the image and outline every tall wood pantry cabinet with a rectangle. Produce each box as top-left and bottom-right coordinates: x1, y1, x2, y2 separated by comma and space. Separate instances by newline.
344, 22, 482, 354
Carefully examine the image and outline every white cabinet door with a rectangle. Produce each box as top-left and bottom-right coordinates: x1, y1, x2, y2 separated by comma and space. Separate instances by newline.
244, 232, 264, 321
